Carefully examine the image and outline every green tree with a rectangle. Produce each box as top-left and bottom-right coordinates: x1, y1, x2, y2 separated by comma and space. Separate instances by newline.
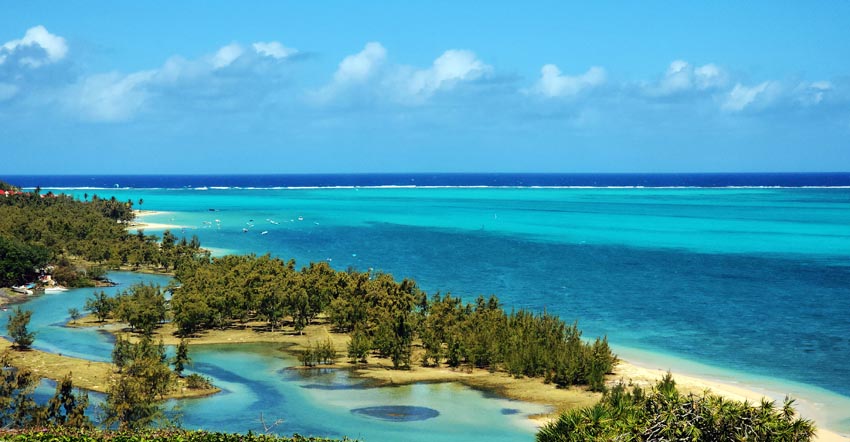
68, 307, 81, 324
112, 336, 132, 373
7, 307, 35, 350
104, 336, 175, 430
115, 283, 167, 334
46, 373, 92, 428
85, 291, 116, 322
0, 355, 44, 428
347, 328, 371, 363
173, 339, 190, 377
0, 235, 49, 287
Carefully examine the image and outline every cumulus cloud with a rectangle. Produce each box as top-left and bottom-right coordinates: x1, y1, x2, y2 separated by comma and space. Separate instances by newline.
252, 41, 297, 59
0, 25, 68, 67
645, 60, 727, 96
314, 43, 491, 105
404, 49, 492, 97
334, 42, 387, 84
530, 64, 606, 98
211, 43, 245, 69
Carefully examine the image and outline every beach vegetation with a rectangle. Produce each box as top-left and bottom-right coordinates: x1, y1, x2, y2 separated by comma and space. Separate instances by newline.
173, 339, 190, 376
85, 290, 118, 322
1, 354, 91, 429
114, 282, 167, 335
7, 307, 36, 350
0, 429, 353, 442
347, 328, 371, 363
67, 307, 81, 324
170, 254, 616, 386
0, 180, 207, 287
536, 373, 817, 442
185, 373, 213, 390
299, 338, 338, 367
0, 236, 49, 287
104, 336, 174, 430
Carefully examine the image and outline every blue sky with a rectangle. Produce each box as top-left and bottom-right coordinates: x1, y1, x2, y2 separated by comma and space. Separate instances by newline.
1, 1, 849, 173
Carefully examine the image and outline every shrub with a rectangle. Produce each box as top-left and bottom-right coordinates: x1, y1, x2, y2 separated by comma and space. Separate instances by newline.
185, 374, 213, 390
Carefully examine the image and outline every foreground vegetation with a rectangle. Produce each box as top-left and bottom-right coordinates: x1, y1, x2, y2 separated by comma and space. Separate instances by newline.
0, 429, 352, 442
537, 373, 816, 442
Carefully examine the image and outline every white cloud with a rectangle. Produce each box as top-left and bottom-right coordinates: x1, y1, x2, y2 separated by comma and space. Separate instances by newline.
334, 42, 387, 84
694, 63, 725, 90
646, 60, 727, 96
531, 64, 606, 98
314, 44, 492, 105
252, 41, 297, 59
721, 81, 779, 112
0, 25, 68, 67
211, 43, 244, 69
405, 49, 492, 97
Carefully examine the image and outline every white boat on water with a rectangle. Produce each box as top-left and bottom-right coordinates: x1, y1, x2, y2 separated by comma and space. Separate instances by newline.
11, 286, 34, 295
44, 286, 69, 293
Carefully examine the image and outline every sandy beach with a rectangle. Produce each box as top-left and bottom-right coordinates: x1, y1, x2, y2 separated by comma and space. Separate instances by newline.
127, 210, 187, 232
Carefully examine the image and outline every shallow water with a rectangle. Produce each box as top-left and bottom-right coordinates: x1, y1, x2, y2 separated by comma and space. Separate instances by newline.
15, 185, 850, 435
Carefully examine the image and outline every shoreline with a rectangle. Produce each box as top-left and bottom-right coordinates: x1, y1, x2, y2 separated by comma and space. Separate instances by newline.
128, 210, 187, 232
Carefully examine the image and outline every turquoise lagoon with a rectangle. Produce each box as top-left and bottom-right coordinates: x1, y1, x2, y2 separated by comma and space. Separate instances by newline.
10, 186, 850, 436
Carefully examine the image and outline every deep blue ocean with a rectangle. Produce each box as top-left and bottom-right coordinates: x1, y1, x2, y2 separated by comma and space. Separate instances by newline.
6, 172, 850, 189
4, 173, 850, 436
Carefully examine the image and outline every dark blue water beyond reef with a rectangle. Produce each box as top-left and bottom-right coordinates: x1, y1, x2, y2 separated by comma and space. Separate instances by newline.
5, 172, 850, 189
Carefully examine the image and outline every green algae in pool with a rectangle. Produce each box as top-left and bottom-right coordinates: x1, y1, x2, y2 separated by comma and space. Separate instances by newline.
351, 405, 439, 422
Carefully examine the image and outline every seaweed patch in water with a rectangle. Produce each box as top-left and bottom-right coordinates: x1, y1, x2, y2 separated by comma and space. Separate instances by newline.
300, 383, 367, 390
351, 405, 439, 422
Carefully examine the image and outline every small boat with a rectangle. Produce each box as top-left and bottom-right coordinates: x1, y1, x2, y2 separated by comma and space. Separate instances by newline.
44, 286, 69, 293
261, 231, 269, 235
298, 216, 304, 221
242, 228, 248, 233
11, 285, 29, 294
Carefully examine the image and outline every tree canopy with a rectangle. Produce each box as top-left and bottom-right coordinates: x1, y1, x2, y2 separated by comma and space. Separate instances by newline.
0, 179, 207, 287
